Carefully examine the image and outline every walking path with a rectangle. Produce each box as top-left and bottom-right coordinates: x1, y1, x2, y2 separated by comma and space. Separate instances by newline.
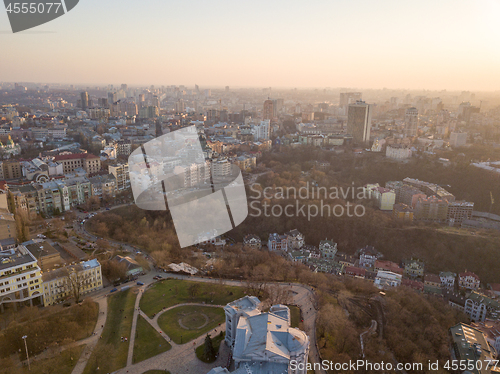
71, 296, 108, 374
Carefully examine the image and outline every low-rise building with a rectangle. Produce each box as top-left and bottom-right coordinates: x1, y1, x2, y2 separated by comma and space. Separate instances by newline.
465, 292, 500, 322
242, 234, 262, 249
357, 245, 382, 269
111, 255, 143, 277
268, 233, 288, 251
449, 323, 499, 374
219, 296, 310, 374
440, 271, 457, 289
374, 270, 402, 289
42, 259, 103, 306
345, 266, 366, 278
386, 144, 412, 160
319, 238, 337, 260
472, 320, 500, 355
459, 271, 481, 290
374, 260, 403, 275
392, 203, 414, 221
285, 229, 304, 250
402, 278, 424, 292
403, 258, 424, 279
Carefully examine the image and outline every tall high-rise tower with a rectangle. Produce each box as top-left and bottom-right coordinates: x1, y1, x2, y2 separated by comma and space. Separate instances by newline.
404, 107, 419, 137
80, 92, 89, 110
263, 99, 274, 120
346, 101, 371, 144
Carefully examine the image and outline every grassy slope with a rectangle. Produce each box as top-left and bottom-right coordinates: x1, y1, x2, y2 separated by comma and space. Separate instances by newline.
133, 315, 171, 364
82, 289, 136, 374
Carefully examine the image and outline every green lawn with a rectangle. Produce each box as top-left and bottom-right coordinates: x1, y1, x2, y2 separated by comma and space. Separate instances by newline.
289, 305, 301, 328
133, 315, 171, 364
140, 279, 246, 318
0, 345, 86, 374
82, 289, 136, 374
195, 331, 225, 363
157, 305, 225, 344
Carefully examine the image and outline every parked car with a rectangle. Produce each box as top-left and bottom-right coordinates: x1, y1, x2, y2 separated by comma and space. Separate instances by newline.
137, 281, 144, 286
110, 288, 118, 293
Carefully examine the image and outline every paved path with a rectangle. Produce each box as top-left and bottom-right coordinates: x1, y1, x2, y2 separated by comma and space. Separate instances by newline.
126, 286, 145, 366
71, 296, 108, 374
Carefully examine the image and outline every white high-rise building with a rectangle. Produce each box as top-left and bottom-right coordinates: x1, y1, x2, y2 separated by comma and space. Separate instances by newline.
346, 101, 371, 144
252, 120, 270, 141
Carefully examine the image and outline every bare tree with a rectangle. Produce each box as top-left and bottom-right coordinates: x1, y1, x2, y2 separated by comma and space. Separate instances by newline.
62, 266, 90, 303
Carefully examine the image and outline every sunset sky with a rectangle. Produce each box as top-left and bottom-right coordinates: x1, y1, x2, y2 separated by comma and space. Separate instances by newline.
1, 0, 500, 90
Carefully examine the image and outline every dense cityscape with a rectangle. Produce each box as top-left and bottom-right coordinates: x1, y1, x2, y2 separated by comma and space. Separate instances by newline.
0, 82, 499, 374
2, 0, 500, 373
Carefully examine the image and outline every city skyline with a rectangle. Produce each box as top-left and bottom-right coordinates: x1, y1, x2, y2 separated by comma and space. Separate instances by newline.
1, 0, 500, 91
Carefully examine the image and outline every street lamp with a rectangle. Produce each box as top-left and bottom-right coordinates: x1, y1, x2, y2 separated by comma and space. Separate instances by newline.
22, 335, 30, 371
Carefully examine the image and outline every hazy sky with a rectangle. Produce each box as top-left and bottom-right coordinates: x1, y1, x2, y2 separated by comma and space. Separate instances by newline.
1, 0, 500, 90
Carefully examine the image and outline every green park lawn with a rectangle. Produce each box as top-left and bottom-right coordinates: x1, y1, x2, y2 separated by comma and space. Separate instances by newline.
140, 279, 245, 318
289, 305, 301, 328
133, 315, 171, 364
83, 289, 136, 374
157, 305, 225, 344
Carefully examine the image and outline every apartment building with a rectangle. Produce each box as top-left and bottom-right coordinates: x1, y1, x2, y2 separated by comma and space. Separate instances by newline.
108, 163, 130, 191
415, 196, 449, 222
0, 209, 16, 244
42, 259, 103, 306
233, 154, 256, 171
1, 160, 22, 180
89, 174, 117, 200
116, 140, 132, 156
464, 292, 500, 322
447, 200, 474, 226
0, 245, 43, 312
54, 153, 101, 175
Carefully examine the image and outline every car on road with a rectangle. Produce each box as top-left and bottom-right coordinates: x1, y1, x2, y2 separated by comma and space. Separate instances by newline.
137, 281, 144, 286
106, 207, 111, 210
110, 288, 118, 293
